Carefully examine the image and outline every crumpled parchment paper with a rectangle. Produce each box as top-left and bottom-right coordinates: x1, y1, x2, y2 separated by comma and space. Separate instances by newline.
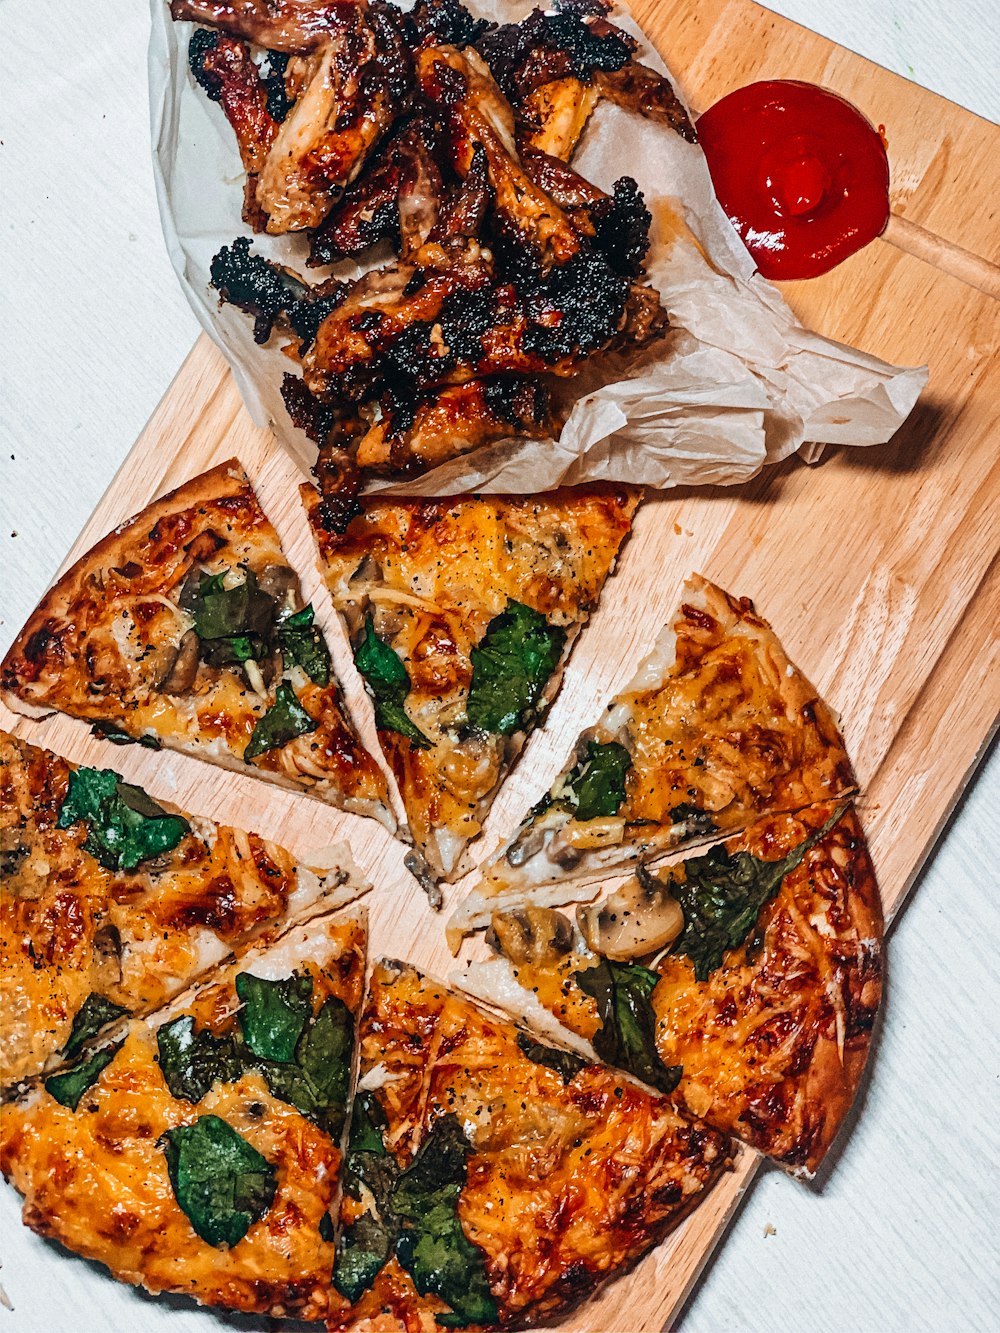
148, 0, 927, 493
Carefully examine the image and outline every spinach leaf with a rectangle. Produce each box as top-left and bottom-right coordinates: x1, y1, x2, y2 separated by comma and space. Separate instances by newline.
277, 605, 331, 686
257, 996, 354, 1135
319, 1211, 336, 1243
56, 767, 189, 871
466, 600, 566, 736
560, 740, 632, 821
334, 1092, 400, 1304
353, 616, 431, 749
516, 1033, 588, 1084
391, 1116, 497, 1329
673, 803, 847, 981
244, 682, 317, 760
235, 972, 314, 1063
90, 720, 161, 750
575, 959, 681, 1094
193, 569, 276, 653
45, 1043, 121, 1110
156, 1015, 244, 1103
162, 1115, 276, 1248
63, 993, 130, 1059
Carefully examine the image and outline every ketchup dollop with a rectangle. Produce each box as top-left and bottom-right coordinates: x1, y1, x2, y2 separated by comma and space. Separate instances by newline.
697, 79, 890, 280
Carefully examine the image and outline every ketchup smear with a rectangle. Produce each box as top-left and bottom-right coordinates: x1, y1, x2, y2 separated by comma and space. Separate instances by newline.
697, 80, 890, 280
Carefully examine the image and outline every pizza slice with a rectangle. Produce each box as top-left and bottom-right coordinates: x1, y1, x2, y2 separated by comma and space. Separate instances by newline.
450, 574, 856, 941
0, 727, 368, 1088
0, 910, 366, 1321
326, 958, 729, 1330
460, 801, 884, 1176
301, 484, 640, 893
0, 460, 391, 825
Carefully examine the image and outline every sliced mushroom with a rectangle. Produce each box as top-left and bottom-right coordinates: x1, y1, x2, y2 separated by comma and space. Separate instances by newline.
576, 868, 684, 961
257, 563, 299, 609
158, 630, 200, 695
349, 554, 382, 585
487, 906, 575, 967
92, 922, 123, 987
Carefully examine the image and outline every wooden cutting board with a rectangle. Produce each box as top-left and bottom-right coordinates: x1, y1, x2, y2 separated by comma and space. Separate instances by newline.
3, 1, 998, 1329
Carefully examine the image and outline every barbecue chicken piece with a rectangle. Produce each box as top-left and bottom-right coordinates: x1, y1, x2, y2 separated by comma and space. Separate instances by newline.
476, 2, 696, 156
171, 0, 359, 53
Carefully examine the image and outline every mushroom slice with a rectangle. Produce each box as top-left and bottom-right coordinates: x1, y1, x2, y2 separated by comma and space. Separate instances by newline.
158, 630, 200, 696
487, 905, 575, 967
576, 867, 683, 960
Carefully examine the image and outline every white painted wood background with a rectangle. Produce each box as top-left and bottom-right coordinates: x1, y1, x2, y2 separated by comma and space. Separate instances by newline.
0, 2, 997, 1330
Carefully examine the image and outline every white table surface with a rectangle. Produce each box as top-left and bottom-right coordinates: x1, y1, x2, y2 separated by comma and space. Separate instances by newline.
1, 2, 997, 1330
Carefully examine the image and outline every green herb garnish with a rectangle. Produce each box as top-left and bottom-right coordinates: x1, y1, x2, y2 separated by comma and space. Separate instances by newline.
353, 615, 431, 749
63, 993, 130, 1059
162, 1115, 276, 1247
45, 1043, 122, 1110
244, 682, 317, 760
560, 740, 632, 821
672, 804, 847, 980
575, 959, 681, 1094
276, 605, 331, 685
516, 1033, 588, 1084
56, 767, 189, 871
466, 600, 566, 736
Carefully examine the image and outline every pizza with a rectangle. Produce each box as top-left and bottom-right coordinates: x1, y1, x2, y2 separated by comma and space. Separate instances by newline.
461, 800, 883, 1175
0, 910, 366, 1321
327, 959, 729, 1330
450, 574, 856, 942
0, 460, 391, 825
0, 727, 368, 1088
302, 484, 640, 890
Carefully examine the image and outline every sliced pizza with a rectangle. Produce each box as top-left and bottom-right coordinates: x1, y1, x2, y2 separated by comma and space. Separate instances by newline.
327, 958, 729, 1330
301, 484, 640, 891
0, 728, 368, 1088
451, 574, 856, 942
461, 801, 883, 1175
0, 460, 391, 825
0, 910, 366, 1321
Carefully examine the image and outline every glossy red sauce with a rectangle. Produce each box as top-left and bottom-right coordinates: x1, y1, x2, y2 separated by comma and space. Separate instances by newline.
697, 80, 890, 280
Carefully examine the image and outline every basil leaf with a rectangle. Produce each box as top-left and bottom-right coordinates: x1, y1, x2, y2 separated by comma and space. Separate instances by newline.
466, 600, 566, 736
162, 1115, 276, 1248
56, 767, 189, 871
560, 740, 632, 821
156, 1015, 244, 1103
90, 720, 161, 750
236, 972, 313, 1063
45, 1043, 121, 1110
244, 682, 317, 761
673, 803, 847, 980
391, 1116, 497, 1329
516, 1033, 588, 1084
353, 616, 431, 749
63, 993, 130, 1059
575, 959, 681, 1094
277, 605, 331, 686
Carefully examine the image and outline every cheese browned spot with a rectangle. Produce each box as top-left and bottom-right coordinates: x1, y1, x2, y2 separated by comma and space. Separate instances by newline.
0, 914, 367, 1321
0, 729, 369, 1088
0, 461, 391, 827
303, 483, 640, 882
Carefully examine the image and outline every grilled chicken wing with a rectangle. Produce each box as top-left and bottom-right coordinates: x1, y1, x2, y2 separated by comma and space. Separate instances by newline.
171, 0, 355, 53
254, 6, 402, 232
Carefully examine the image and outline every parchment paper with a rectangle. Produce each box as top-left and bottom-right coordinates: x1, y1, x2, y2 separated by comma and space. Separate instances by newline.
148, 0, 927, 493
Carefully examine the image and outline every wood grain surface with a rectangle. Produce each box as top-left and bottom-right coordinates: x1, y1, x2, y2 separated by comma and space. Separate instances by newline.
2, 2, 998, 1331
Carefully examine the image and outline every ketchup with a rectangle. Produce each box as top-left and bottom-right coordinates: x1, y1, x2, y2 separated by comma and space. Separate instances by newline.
696, 80, 890, 280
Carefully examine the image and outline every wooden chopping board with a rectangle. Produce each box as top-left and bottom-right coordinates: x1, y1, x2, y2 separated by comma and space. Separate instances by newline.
2, 1, 998, 1329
